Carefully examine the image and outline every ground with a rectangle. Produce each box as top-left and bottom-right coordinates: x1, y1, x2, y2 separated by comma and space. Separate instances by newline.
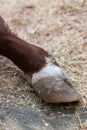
0, 0, 87, 130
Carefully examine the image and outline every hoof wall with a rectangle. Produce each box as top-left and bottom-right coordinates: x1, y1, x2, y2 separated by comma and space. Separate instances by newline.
32, 76, 81, 103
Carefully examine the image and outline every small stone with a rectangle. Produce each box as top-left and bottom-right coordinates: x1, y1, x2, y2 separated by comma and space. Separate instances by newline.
44, 122, 49, 127
43, 120, 49, 127
31, 104, 35, 109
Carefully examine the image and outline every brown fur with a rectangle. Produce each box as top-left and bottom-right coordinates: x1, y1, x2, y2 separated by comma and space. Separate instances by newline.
0, 16, 49, 74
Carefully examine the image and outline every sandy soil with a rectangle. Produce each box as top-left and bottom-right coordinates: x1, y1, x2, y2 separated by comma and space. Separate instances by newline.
0, 0, 87, 130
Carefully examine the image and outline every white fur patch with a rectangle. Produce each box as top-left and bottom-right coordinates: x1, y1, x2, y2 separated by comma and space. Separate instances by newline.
32, 57, 67, 84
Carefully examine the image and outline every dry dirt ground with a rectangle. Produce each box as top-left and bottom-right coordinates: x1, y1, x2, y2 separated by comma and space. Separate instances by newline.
0, 0, 87, 130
